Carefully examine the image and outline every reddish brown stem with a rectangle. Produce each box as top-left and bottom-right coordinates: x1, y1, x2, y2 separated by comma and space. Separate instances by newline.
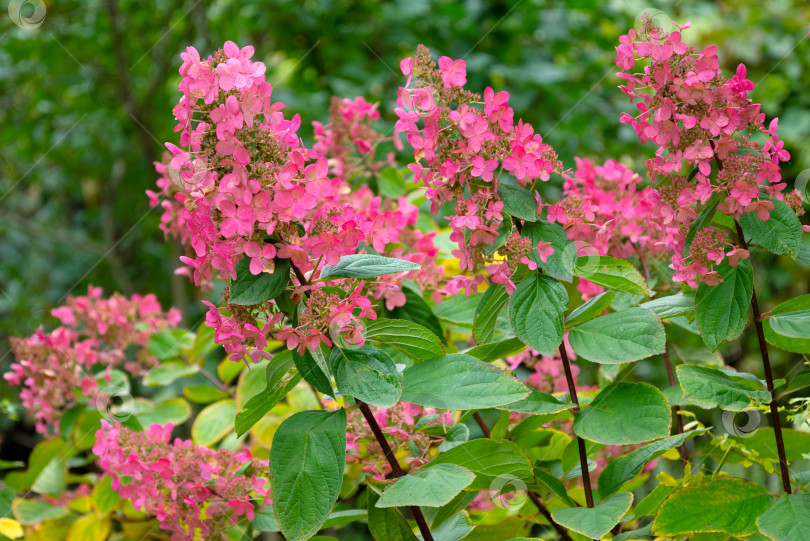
734, 221, 792, 494
473, 412, 491, 438
528, 492, 575, 541
291, 263, 309, 288
709, 143, 791, 493
357, 400, 434, 541
287, 265, 434, 535
558, 345, 594, 508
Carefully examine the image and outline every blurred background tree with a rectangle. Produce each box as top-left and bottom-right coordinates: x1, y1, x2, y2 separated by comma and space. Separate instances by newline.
1, 0, 808, 407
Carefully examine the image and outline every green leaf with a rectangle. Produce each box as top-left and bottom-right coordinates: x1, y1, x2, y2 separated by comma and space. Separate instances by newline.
433, 292, 481, 327
574, 382, 671, 445
695, 259, 753, 350
465, 338, 526, 363
270, 409, 347, 541
0, 460, 23, 471
437, 424, 470, 452
551, 492, 633, 539
147, 329, 194, 361
184, 385, 230, 404
401, 354, 529, 410
676, 364, 770, 411
319, 510, 367, 530
12, 499, 69, 525
253, 506, 280, 532
567, 308, 665, 364
367, 488, 418, 541
613, 525, 653, 541
389, 285, 445, 342
218, 357, 245, 384
756, 493, 810, 541
91, 476, 120, 514
740, 198, 803, 257
235, 358, 272, 408
0, 487, 14, 518
783, 370, 810, 397
640, 293, 696, 320
472, 283, 509, 344
3, 438, 66, 496
764, 294, 810, 353
235, 370, 301, 437
376, 464, 475, 508
293, 348, 333, 396
597, 430, 707, 498
565, 291, 614, 328
190, 323, 218, 362
635, 484, 675, 517
521, 220, 576, 282
363, 319, 445, 361
531, 467, 575, 506
497, 181, 537, 221
134, 397, 191, 427
652, 478, 771, 537
378, 167, 405, 199
143, 361, 199, 386
769, 309, 810, 338
509, 274, 568, 357
728, 427, 810, 462
425, 492, 477, 531
429, 511, 473, 541
497, 389, 571, 415
320, 254, 420, 280
332, 346, 403, 408
192, 399, 236, 446
230, 256, 291, 305
575, 256, 649, 296
427, 439, 534, 491
67, 513, 111, 541
58, 403, 82, 440
30, 452, 66, 497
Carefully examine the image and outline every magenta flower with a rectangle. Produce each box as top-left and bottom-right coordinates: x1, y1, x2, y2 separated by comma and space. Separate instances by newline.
437, 56, 467, 88
243, 241, 277, 275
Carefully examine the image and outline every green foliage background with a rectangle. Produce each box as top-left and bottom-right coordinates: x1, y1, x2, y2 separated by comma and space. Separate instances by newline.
1, 0, 808, 409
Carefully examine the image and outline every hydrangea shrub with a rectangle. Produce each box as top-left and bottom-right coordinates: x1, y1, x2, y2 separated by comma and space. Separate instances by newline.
3, 16, 809, 541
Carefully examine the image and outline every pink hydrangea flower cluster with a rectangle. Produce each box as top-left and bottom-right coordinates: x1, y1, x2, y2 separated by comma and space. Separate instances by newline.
545, 158, 673, 297
312, 96, 392, 180
616, 17, 806, 286
310, 94, 449, 309
148, 155, 190, 245
340, 401, 453, 480
154, 42, 455, 361
5, 287, 180, 434
397, 45, 564, 296
93, 420, 268, 541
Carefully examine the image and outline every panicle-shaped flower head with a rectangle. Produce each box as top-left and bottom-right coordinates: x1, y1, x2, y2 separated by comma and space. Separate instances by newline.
542, 158, 675, 298
94, 420, 268, 539
397, 45, 565, 299
6, 287, 179, 434
153, 41, 449, 362
615, 17, 804, 286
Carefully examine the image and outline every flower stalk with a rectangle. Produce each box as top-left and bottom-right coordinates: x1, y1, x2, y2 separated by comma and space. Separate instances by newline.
357, 400, 435, 541
734, 221, 792, 494
558, 344, 594, 508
